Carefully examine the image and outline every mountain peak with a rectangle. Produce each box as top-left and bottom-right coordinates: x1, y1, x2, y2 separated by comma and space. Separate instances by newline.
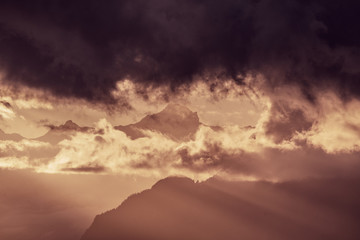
63, 120, 79, 129
152, 176, 195, 190
115, 103, 200, 141
0, 129, 24, 141
136, 103, 199, 140
36, 120, 92, 144
158, 103, 198, 121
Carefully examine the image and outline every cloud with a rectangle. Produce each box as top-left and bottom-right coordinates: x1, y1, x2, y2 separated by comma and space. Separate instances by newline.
0, 84, 55, 111
264, 101, 313, 143
2, 90, 360, 181
0, 139, 58, 169
0, 101, 15, 119
298, 92, 360, 153
0, 1, 359, 105
0, 100, 11, 109
27, 109, 358, 181
62, 165, 106, 173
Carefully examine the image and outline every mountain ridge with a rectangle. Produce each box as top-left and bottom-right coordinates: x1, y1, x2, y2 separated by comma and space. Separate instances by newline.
35, 120, 93, 145
2, 103, 221, 144
115, 103, 201, 141
0, 129, 24, 141
81, 176, 360, 240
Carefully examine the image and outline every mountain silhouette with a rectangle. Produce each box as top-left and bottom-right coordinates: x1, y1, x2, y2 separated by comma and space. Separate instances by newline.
35, 120, 93, 145
81, 176, 360, 240
3, 104, 217, 144
115, 103, 200, 141
0, 129, 24, 141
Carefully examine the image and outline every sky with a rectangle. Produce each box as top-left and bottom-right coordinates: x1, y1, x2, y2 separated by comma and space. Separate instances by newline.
1, 0, 360, 239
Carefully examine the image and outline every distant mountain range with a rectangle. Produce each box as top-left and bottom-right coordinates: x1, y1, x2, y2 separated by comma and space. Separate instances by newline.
0, 103, 216, 144
81, 176, 360, 240
115, 103, 202, 141
0, 128, 24, 141
35, 120, 94, 145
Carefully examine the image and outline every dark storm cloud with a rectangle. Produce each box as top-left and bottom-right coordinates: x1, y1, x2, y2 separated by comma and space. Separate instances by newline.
264, 101, 313, 143
62, 165, 106, 173
0, 101, 11, 109
0, 0, 359, 103
177, 142, 360, 180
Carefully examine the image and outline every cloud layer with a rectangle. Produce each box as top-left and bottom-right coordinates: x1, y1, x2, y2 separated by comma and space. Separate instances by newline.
0, 0, 360, 104
2, 93, 360, 181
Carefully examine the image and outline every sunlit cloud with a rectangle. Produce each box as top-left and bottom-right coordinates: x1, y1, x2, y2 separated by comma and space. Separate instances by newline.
26, 101, 358, 181
0, 139, 55, 169
0, 103, 15, 119
299, 92, 360, 153
1, 83, 360, 181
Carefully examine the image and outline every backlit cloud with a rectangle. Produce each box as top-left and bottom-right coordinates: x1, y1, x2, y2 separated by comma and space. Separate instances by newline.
0, 1, 360, 107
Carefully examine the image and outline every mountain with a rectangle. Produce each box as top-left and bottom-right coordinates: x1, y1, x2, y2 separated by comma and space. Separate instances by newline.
115, 103, 200, 141
35, 120, 92, 145
81, 177, 360, 240
0, 129, 24, 141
